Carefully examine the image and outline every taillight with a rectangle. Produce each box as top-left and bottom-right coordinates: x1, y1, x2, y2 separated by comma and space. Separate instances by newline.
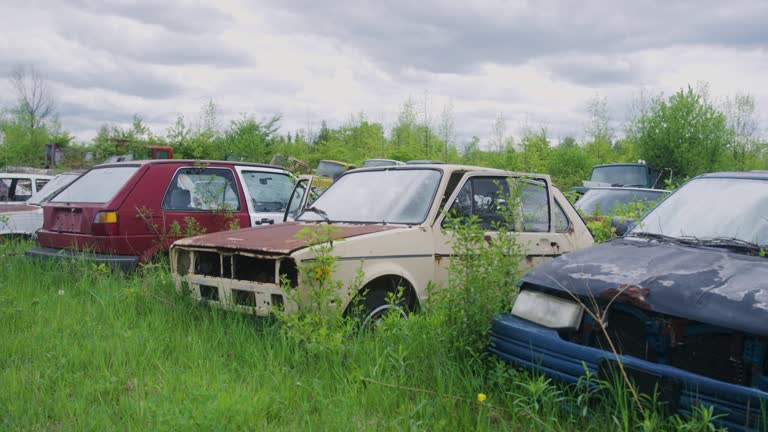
93, 211, 119, 236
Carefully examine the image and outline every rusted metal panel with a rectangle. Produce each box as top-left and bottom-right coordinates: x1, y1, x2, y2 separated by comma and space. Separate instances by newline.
175, 222, 399, 255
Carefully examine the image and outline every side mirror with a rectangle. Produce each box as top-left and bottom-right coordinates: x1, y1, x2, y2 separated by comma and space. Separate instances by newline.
611, 217, 635, 237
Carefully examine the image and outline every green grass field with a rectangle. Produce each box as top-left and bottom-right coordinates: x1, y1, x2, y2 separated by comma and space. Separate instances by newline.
0, 240, 722, 431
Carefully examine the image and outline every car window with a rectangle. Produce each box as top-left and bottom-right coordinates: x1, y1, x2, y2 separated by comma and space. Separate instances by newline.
52, 167, 139, 204
554, 200, 570, 233
0, 178, 9, 201
29, 174, 80, 206
1, 178, 36, 202
445, 176, 551, 232
35, 179, 49, 191
163, 167, 241, 212
240, 171, 294, 213
520, 180, 550, 232
14, 179, 32, 201
1, 178, 34, 202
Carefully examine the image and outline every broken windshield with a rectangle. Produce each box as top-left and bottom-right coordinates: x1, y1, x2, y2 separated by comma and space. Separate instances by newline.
630, 177, 768, 246
297, 169, 442, 224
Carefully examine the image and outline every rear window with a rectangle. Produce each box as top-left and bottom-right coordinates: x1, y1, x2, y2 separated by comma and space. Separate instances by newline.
51, 166, 139, 204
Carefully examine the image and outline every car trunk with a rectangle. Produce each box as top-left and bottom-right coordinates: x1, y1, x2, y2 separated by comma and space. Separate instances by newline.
44, 204, 107, 235
37, 165, 145, 251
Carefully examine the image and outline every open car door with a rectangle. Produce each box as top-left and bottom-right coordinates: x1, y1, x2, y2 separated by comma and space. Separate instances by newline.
283, 175, 316, 222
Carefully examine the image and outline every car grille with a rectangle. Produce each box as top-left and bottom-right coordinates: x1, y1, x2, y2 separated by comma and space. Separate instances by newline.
580, 305, 750, 387
175, 248, 298, 287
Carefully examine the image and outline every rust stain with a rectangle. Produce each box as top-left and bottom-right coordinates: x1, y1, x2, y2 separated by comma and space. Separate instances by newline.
176, 222, 399, 255
599, 284, 651, 310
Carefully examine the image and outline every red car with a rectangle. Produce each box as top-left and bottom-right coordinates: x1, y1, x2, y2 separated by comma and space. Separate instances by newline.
26, 160, 295, 270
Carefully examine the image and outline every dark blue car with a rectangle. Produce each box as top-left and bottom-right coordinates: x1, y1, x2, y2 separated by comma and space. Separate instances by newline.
491, 171, 768, 431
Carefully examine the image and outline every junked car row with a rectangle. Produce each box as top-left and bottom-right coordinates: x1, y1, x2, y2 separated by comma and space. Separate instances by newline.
12, 157, 768, 430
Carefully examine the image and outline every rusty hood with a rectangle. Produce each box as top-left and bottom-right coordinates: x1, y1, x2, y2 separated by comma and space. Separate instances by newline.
173, 222, 399, 255
522, 237, 768, 336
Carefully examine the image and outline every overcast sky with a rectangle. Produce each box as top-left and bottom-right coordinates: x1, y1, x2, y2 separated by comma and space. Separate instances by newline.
1, 0, 767, 146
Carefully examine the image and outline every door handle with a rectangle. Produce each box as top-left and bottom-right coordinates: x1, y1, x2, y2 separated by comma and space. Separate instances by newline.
255, 218, 274, 226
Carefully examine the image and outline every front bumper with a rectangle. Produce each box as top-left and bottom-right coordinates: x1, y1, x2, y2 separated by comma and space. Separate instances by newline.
174, 274, 295, 316
25, 246, 139, 272
490, 313, 768, 431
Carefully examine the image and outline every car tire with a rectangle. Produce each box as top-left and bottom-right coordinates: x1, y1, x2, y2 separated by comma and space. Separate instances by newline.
359, 289, 409, 329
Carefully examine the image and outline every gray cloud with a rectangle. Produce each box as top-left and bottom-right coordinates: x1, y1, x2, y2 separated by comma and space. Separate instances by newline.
263, 0, 768, 80
55, 11, 247, 67
542, 55, 641, 86
54, 0, 233, 34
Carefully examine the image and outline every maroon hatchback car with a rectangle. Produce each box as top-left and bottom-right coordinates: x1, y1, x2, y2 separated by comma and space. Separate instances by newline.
26, 160, 295, 270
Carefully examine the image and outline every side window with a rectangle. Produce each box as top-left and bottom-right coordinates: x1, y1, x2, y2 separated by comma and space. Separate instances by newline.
519, 180, 550, 232
10, 179, 33, 202
163, 168, 241, 211
445, 176, 510, 230
554, 200, 570, 233
0, 178, 11, 201
35, 179, 49, 191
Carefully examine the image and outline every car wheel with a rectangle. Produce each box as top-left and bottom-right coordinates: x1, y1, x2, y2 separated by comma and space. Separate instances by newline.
360, 289, 409, 329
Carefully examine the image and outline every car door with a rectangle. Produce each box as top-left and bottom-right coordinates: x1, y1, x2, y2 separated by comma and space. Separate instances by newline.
160, 166, 248, 234
235, 167, 296, 226
432, 172, 570, 286
283, 175, 316, 222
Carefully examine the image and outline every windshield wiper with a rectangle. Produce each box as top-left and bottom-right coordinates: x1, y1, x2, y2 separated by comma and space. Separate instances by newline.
628, 232, 684, 244
694, 237, 765, 255
303, 206, 331, 223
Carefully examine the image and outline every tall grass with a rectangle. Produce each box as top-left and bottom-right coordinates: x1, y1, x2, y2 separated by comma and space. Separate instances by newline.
0, 239, 720, 431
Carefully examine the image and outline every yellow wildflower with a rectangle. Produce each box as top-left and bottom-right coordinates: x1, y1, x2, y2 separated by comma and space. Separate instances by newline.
477, 393, 487, 403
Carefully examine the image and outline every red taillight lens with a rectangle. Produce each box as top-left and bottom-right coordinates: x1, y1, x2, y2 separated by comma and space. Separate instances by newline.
93, 211, 119, 236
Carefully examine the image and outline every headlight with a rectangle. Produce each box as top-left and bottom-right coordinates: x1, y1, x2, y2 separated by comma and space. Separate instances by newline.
511, 290, 584, 330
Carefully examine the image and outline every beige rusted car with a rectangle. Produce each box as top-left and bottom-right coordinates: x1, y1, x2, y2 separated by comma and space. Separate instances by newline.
170, 165, 594, 322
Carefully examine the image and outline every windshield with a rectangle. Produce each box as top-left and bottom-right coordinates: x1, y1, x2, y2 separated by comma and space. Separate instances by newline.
297, 169, 442, 224
51, 166, 139, 204
577, 189, 667, 215
241, 171, 294, 212
315, 161, 346, 178
631, 177, 768, 245
591, 165, 647, 186
28, 174, 80, 205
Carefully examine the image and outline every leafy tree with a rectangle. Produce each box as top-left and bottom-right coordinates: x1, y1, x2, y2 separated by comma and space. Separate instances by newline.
723, 92, 762, 170
223, 114, 281, 162
518, 126, 550, 173
583, 96, 615, 163
629, 85, 731, 178
547, 143, 593, 190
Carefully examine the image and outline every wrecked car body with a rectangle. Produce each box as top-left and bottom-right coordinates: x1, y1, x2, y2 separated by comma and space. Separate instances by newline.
0, 171, 83, 238
491, 171, 768, 430
170, 165, 594, 321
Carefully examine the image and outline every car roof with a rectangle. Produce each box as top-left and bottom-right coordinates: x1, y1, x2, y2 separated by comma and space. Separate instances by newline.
318, 160, 355, 167
697, 171, 768, 181
584, 186, 669, 193
92, 159, 287, 171
345, 163, 540, 177
592, 163, 649, 168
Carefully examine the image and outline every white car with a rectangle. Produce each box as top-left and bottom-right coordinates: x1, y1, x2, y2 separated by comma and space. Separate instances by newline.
0, 172, 81, 238
170, 165, 595, 322
0, 173, 53, 204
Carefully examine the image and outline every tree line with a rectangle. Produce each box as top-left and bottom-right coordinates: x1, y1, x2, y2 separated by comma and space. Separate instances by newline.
1, 66, 766, 190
